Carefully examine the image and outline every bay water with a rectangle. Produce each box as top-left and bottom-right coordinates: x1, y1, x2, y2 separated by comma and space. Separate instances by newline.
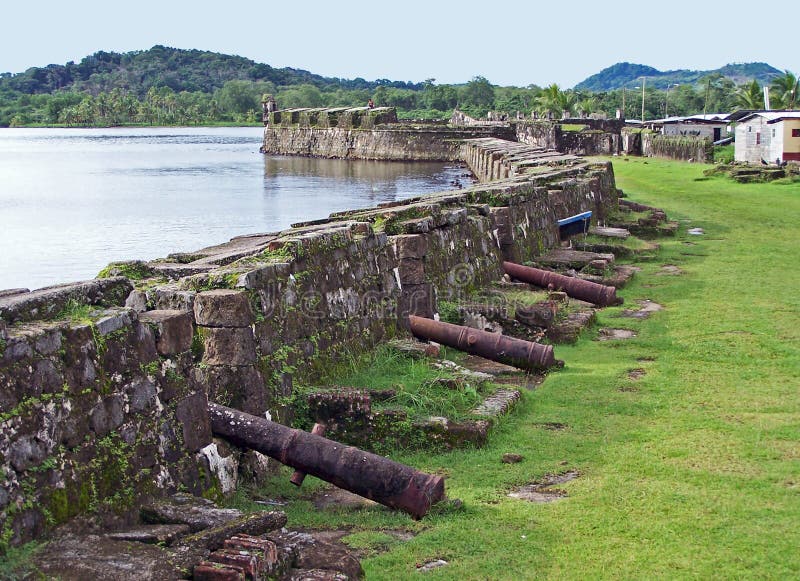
0, 127, 463, 290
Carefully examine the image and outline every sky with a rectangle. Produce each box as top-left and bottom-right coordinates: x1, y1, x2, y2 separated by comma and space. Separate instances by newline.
2, 0, 797, 88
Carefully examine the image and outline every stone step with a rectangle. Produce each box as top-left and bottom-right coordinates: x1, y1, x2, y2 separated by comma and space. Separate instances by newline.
589, 226, 630, 239
472, 389, 522, 418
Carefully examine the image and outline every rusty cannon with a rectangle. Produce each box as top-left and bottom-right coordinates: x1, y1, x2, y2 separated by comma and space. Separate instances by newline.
503, 261, 621, 307
408, 315, 560, 371
208, 403, 445, 519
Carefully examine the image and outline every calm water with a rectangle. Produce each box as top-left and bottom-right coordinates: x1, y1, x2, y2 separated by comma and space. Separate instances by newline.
0, 127, 463, 290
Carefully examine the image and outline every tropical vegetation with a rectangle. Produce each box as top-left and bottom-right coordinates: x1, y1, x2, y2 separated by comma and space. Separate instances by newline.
0, 46, 795, 127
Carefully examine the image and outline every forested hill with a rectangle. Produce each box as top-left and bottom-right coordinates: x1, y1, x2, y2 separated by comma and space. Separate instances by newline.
575, 62, 782, 91
0, 45, 421, 96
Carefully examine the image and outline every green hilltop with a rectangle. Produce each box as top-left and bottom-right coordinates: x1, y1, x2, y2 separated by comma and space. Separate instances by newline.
0, 45, 421, 96
575, 61, 783, 91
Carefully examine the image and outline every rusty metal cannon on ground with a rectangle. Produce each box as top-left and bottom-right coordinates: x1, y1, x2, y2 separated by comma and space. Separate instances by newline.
208, 403, 445, 519
408, 314, 560, 372
503, 261, 621, 307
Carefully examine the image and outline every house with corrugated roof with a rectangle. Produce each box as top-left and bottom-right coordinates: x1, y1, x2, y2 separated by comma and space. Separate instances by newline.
734, 111, 800, 164
660, 114, 732, 143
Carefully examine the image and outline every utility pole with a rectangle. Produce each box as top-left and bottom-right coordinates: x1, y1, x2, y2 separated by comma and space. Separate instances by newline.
641, 77, 646, 123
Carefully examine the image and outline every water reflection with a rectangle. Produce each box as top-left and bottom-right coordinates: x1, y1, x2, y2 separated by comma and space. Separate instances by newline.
0, 128, 463, 290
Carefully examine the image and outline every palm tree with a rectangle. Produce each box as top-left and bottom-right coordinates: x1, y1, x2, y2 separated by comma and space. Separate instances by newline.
733, 80, 764, 111
534, 84, 576, 118
770, 71, 798, 110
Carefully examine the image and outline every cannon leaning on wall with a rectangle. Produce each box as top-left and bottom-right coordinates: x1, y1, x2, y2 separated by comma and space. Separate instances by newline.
408, 315, 560, 371
503, 261, 621, 307
208, 403, 445, 519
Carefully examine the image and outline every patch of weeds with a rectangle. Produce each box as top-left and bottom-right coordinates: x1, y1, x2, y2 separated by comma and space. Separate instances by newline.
97, 260, 154, 280
56, 299, 95, 324
0, 541, 41, 578
437, 301, 462, 324
328, 345, 487, 420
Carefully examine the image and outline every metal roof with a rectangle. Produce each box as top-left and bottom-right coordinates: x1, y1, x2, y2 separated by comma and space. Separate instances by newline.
737, 111, 800, 124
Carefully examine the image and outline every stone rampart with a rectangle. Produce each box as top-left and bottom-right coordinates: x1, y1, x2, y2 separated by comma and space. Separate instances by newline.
262, 106, 515, 161
515, 119, 623, 156
0, 139, 617, 549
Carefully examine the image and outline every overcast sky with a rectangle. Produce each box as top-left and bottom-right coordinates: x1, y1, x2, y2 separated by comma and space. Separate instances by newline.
2, 0, 796, 88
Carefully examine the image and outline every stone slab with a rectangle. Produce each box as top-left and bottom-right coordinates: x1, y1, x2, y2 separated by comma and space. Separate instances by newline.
139, 309, 194, 356
0, 277, 132, 324
194, 290, 254, 328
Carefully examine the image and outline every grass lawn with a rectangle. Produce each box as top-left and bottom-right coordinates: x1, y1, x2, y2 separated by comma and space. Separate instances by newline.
245, 157, 799, 579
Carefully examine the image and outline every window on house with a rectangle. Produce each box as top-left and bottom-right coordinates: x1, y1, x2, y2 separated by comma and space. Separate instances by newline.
756, 132, 761, 145
772, 128, 776, 138
793, 128, 800, 137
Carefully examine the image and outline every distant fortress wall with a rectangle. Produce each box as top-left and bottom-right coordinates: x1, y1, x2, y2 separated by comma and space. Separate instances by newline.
261, 107, 516, 161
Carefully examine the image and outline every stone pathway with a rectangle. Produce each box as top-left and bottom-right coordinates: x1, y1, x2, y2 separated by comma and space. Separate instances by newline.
621, 299, 663, 319
508, 470, 581, 503
597, 328, 637, 341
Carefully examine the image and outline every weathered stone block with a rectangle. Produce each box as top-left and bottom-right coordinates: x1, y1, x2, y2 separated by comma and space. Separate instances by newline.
9, 435, 49, 472
153, 287, 196, 312
201, 328, 257, 366
139, 309, 194, 356
515, 302, 558, 328
125, 290, 148, 312
398, 283, 436, 322
0, 277, 132, 324
126, 377, 159, 413
394, 234, 428, 259
89, 394, 125, 436
193, 562, 246, 581
398, 258, 425, 285
176, 391, 213, 452
195, 366, 268, 415
209, 550, 259, 579
194, 290, 254, 328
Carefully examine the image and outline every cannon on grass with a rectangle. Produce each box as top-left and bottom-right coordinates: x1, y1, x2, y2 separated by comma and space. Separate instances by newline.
208, 403, 445, 519
503, 261, 621, 307
408, 315, 561, 372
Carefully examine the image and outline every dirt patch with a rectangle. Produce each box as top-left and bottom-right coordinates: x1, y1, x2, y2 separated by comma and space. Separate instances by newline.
656, 264, 683, 276
621, 299, 663, 319
313, 487, 378, 511
627, 368, 647, 380
508, 470, 580, 503
536, 422, 568, 431
637, 356, 656, 362
618, 385, 639, 392
597, 328, 637, 341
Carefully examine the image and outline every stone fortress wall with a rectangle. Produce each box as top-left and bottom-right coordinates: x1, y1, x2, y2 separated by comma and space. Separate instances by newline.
0, 111, 619, 548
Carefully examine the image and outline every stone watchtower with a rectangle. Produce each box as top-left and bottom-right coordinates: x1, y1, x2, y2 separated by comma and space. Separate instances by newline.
262, 95, 278, 124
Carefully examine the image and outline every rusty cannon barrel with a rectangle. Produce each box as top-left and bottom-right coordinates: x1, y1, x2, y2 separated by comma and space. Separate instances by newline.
408, 315, 558, 371
503, 261, 620, 307
208, 403, 445, 519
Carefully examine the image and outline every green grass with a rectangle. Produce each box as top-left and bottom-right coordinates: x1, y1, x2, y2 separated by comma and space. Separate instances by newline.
323, 345, 488, 421
239, 157, 799, 579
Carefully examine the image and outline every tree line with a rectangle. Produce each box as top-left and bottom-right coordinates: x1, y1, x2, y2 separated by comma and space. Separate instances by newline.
1, 71, 795, 128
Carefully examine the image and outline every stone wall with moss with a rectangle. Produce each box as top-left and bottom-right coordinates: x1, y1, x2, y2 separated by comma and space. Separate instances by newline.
0, 280, 215, 550
515, 120, 622, 155
262, 106, 515, 160
0, 138, 617, 550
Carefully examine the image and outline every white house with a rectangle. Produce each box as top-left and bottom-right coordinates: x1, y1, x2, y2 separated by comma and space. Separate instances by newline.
734, 112, 800, 164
